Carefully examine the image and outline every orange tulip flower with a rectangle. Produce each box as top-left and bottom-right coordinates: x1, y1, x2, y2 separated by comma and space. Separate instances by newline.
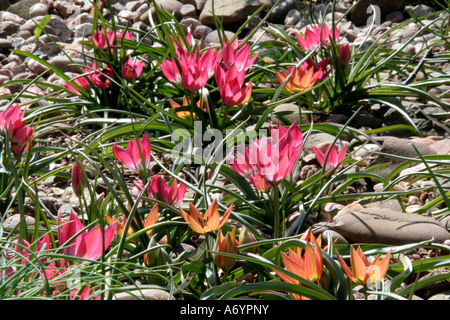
276, 64, 320, 93
274, 240, 323, 300
180, 199, 233, 234
213, 228, 238, 273
336, 246, 391, 285
105, 204, 159, 239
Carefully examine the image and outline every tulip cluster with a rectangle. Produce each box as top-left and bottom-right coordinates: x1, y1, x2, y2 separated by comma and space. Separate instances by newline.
6, 210, 117, 297
277, 23, 351, 94
231, 122, 303, 192
296, 24, 340, 51
160, 33, 257, 123
64, 28, 144, 96
6, 233, 67, 292
0, 104, 34, 157
297, 23, 351, 67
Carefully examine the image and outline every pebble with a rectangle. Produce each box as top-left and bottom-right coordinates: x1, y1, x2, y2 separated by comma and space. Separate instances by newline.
113, 289, 176, 300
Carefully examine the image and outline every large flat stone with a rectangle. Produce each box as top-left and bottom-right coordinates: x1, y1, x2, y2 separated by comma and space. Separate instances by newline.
331, 203, 450, 245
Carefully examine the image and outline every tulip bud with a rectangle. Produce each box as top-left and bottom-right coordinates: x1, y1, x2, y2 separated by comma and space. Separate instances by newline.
238, 226, 258, 254
144, 236, 165, 268
71, 162, 86, 197
213, 228, 237, 273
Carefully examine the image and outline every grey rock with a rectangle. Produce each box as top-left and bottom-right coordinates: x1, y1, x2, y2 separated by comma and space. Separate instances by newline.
7, 0, 40, 19
29, 3, 49, 18
302, 130, 346, 155
48, 56, 86, 73
385, 11, 404, 23
179, 3, 197, 18
41, 42, 60, 56
20, 15, 72, 42
2, 214, 36, 230
195, 0, 205, 11
125, 0, 142, 11
0, 38, 12, 48
270, 103, 302, 124
204, 29, 234, 45
0, 21, 20, 36
406, 4, 435, 19
350, 0, 408, 26
365, 199, 404, 212
368, 136, 437, 180
53, 0, 81, 19
192, 24, 213, 40
331, 203, 450, 245
320, 230, 349, 246
0, 10, 26, 24
266, 0, 301, 24
73, 22, 93, 38
113, 289, 176, 300
284, 8, 301, 26
180, 17, 201, 33
383, 103, 450, 138
199, 0, 269, 27
428, 292, 450, 300
150, 0, 183, 17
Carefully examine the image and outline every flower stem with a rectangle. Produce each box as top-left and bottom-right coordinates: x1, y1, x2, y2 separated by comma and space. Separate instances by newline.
220, 104, 230, 132
273, 185, 280, 239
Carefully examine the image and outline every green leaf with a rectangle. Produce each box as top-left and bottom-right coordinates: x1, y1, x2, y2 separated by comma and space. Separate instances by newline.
33, 15, 51, 39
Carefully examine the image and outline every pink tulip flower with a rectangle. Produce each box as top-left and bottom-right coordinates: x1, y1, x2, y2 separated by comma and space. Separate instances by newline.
296, 24, 340, 51
10, 125, 34, 157
231, 122, 303, 191
88, 62, 113, 89
122, 56, 144, 81
0, 104, 34, 157
135, 174, 187, 207
220, 37, 258, 72
7, 234, 68, 286
71, 162, 87, 197
161, 47, 218, 92
57, 210, 116, 261
64, 72, 91, 95
0, 104, 26, 134
116, 30, 133, 42
92, 28, 116, 51
70, 286, 100, 300
112, 132, 152, 176
215, 63, 252, 106
312, 144, 347, 171
170, 30, 194, 56
337, 43, 351, 67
